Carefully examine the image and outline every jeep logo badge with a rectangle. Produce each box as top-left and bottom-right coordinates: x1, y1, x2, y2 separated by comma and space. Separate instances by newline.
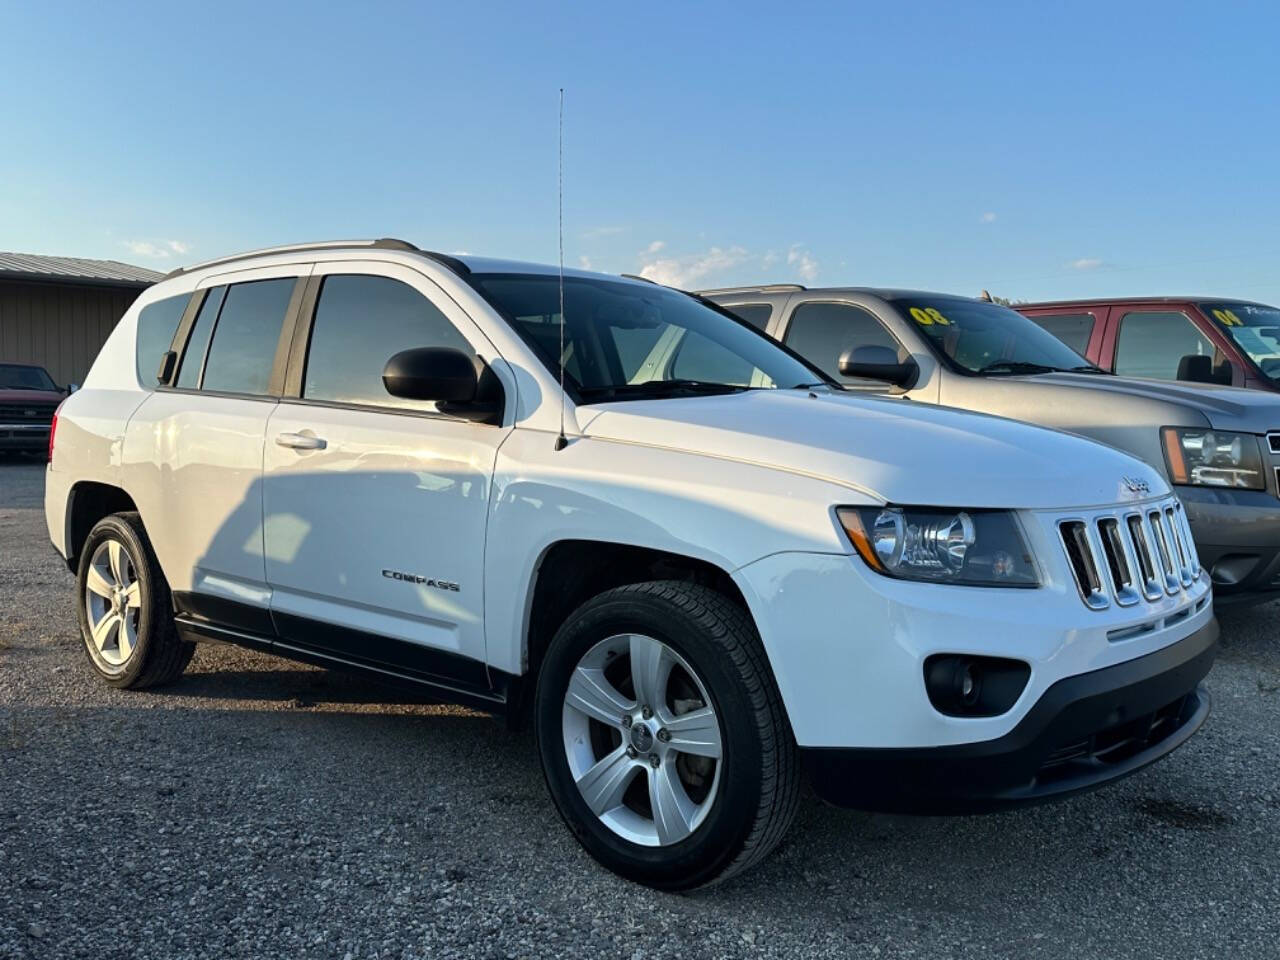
1121, 476, 1150, 496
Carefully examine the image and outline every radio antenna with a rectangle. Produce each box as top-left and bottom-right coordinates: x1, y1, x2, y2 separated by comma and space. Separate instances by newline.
554, 87, 569, 452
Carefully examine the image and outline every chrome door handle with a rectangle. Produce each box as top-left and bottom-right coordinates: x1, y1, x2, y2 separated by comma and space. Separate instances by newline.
275, 432, 327, 450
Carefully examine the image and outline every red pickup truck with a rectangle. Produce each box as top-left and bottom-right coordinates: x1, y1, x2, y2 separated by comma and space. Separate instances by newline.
1016, 298, 1280, 393
0, 362, 65, 455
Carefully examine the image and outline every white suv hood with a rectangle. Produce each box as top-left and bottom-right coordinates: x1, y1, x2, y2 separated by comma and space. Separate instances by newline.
578, 389, 1167, 510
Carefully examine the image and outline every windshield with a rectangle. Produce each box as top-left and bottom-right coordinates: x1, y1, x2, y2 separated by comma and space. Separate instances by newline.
0, 363, 57, 391
470, 274, 826, 402
890, 296, 1100, 376
1201, 302, 1280, 381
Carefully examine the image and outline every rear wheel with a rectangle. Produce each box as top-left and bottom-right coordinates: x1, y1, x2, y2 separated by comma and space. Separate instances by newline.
534, 581, 800, 889
76, 512, 193, 689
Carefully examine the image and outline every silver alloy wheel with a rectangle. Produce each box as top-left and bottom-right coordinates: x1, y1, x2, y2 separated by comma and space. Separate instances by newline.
562, 633, 724, 847
84, 538, 141, 668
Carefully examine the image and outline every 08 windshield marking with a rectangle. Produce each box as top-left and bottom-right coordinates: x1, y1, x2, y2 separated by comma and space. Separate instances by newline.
470, 274, 828, 402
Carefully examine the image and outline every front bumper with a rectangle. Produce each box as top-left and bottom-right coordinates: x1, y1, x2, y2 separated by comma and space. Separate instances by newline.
0, 423, 50, 451
1178, 485, 1280, 604
802, 618, 1217, 813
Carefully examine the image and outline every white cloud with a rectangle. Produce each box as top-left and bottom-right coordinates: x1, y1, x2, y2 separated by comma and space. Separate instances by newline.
980, 212, 997, 224
578, 255, 593, 270
1069, 257, 1104, 270
582, 225, 626, 240
123, 240, 171, 259
787, 244, 819, 283
123, 238, 192, 259
643, 240, 665, 255
638, 246, 751, 288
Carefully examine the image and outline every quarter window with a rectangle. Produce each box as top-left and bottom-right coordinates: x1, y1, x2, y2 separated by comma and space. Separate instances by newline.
1114, 311, 1223, 381
134, 294, 190, 385
199, 279, 295, 395
783, 302, 903, 383
1028, 313, 1095, 356
723, 303, 772, 330
303, 274, 476, 412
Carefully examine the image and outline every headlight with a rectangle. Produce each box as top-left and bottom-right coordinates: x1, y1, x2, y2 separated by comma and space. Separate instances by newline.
1161, 427, 1265, 490
837, 506, 1039, 586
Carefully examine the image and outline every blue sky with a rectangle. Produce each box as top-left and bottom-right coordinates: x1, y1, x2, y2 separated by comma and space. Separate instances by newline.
3, 1, 1278, 302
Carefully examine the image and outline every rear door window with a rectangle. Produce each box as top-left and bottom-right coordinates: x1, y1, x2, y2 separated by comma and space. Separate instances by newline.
1028, 313, 1095, 355
1113, 311, 1223, 381
134, 294, 191, 385
783, 302, 903, 383
197, 279, 295, 395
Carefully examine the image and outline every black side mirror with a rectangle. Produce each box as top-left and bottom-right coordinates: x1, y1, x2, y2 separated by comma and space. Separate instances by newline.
65, 382, 80, 395
838, 345, 920, 389
156, 350, 177, 385
383, 347, 478, 402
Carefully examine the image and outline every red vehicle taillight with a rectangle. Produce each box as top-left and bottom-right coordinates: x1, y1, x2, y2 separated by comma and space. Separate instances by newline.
48, 403, 62, 465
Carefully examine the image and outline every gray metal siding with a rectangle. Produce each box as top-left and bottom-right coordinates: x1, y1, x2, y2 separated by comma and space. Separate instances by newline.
0, 281, 139, 386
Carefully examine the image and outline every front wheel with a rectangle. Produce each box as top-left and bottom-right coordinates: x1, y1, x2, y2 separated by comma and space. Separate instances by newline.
534, 581, 800, 889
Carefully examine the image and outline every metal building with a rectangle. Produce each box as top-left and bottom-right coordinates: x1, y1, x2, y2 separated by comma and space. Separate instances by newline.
0, 252, 162, 387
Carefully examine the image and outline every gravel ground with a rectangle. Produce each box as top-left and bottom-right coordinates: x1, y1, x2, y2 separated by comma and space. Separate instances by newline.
1, 458, 1278, 959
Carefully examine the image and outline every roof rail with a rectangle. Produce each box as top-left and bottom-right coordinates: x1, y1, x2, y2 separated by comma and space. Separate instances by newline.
162, 237, 420, 279
619, 273, 657, 284
696, 283, 806, 296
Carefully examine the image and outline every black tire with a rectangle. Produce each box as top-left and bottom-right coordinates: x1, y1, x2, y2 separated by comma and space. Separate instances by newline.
75, 512, 194, 689
534, 580, 800, 890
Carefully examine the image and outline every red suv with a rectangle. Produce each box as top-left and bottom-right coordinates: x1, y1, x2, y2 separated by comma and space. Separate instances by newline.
1016, 298, 1280, 392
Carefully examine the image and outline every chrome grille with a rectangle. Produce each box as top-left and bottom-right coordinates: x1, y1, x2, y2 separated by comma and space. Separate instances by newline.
1268, 432, 1280, 455
0, 402, 57, 423
1059, 499, 1199, 611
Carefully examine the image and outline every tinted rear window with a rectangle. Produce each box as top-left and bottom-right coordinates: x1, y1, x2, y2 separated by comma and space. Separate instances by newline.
1027, 313, 1095, 356
199, 279, 294, 395
134, 294, 190, 386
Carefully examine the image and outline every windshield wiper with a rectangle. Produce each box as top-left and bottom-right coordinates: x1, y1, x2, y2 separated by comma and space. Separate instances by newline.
577, 379, 751, 401
974, 360, 1061, 376
1066, 364, 1109, 374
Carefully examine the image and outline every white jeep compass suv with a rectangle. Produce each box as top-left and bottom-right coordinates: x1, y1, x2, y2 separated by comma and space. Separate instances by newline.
45, 239, 1217, 888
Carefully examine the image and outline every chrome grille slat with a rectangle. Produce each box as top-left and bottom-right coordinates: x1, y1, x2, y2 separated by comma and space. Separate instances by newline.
1174, 504, 1200, 575
1097, 517, 1140, 606
1164, 506, 1194, 586
1059, 520, 1109, 609
1147, 510, 1180, 595
1267, 431, 1280, 455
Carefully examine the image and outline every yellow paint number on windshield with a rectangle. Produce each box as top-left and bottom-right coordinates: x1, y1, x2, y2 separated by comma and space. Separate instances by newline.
1213, 308, 1243, 327
909, 307, 951, 326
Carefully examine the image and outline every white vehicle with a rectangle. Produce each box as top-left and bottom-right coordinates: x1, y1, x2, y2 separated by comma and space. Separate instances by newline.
45, 239, 1217, 888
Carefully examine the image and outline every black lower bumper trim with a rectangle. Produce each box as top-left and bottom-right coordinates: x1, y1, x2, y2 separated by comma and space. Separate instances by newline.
803, 618, 1218, 814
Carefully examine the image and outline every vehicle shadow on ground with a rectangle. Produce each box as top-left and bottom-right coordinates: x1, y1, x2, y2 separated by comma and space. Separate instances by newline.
171, 662, 454, 708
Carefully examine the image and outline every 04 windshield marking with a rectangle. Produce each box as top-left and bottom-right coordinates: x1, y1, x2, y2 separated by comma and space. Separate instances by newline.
1203, 302, 1280, 381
